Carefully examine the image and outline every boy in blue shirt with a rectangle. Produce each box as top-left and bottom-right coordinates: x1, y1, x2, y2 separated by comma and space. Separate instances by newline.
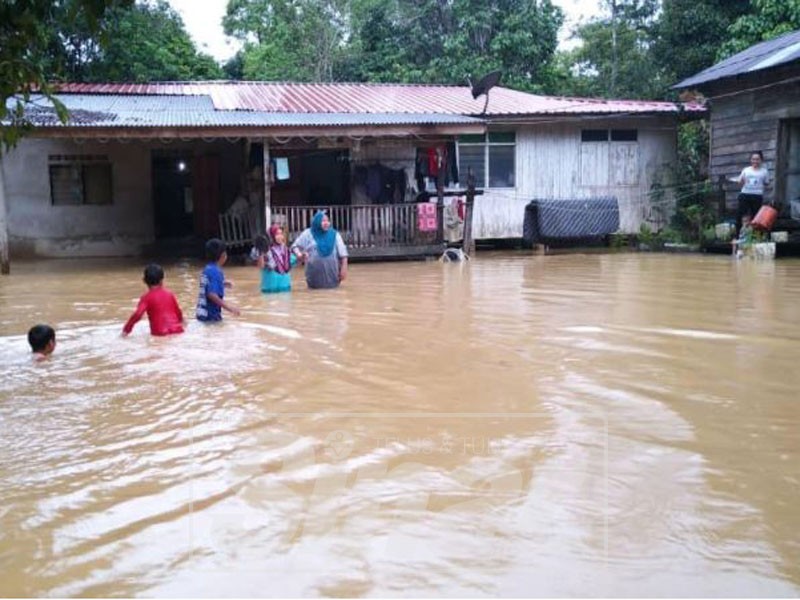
196, 238, 241, 321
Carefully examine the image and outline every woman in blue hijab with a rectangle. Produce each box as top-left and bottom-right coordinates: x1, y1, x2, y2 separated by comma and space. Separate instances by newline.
291, 211, 349, 289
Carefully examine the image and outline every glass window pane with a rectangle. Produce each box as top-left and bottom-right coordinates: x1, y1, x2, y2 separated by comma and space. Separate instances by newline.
458, 134, 486, 144
458, 144, 486, 187
83, 164, 113, 205
488, 145, 515, 188
50, 165, 83, 205
581, 129, 608, 142
611, 129, 638, 142
488, 131, 515, 143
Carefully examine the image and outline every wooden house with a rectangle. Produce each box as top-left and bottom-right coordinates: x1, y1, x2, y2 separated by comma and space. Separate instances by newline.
675, 29, 800, 215
0, 82, 701, 264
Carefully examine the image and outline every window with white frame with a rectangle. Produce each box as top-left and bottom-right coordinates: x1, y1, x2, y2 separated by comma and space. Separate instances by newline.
458, 131, 516, 188
49, 155, 113, 206
580, 129, 639, 186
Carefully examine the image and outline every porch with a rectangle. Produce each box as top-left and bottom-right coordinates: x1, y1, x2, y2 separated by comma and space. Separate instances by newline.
273, 203, 446, 259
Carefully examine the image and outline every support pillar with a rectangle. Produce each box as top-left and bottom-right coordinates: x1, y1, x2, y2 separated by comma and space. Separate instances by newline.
462, 169, 476, 256
263, 139, 271, 229
0, 161, 10, 275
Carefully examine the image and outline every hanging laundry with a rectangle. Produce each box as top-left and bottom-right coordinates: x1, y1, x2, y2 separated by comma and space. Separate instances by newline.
417, 202, 438, 232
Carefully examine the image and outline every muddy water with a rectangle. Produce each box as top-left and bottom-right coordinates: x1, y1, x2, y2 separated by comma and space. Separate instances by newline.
1, 254, 799, 597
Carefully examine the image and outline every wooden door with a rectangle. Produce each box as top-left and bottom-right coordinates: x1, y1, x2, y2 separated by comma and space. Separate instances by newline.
192, 155, 220, 237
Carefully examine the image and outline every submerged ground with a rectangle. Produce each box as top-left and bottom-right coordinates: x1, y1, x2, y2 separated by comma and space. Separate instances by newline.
0, 253, 799, 596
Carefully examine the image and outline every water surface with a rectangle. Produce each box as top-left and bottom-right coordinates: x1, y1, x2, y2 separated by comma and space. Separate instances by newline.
1, 253, 799, 596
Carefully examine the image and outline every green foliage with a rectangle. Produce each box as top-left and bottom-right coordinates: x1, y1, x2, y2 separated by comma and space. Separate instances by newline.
52, 0, 223, 82
677, 121, 711, 182
0, 0, 133, 154
561, 0, 665, 99
676, 200, 716, 243
225, 0, 564, 88
224, 0, 349, 81
720, 0, 800, 59
653, 0, 750, 85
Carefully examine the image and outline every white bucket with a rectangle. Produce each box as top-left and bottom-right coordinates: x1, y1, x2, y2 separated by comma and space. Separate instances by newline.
749, 242, 776, 259
791, 199, 800, 220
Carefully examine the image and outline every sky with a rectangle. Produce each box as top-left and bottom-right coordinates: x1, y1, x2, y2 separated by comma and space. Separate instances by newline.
166, 0, 603, 63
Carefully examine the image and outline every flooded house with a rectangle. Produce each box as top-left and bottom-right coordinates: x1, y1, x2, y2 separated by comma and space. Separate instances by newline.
0, 82, 701, 264
674, 29, 800, 217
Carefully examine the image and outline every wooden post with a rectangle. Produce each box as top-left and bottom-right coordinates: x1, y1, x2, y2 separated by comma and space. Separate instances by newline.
262, 139, 271, 231
242, 138, 252, 231
0, 161, 9, 275
462, 168, 476, 256
716, 175, 727, 218
436, 148, 445, 245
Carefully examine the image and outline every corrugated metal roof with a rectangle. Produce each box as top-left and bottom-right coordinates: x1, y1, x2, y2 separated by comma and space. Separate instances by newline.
675, 29, 800, 89
10, 94, 484, 128
52, 82, 701, 116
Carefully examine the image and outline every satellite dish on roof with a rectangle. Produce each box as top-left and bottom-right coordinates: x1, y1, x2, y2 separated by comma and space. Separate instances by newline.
468, 70, 502, 114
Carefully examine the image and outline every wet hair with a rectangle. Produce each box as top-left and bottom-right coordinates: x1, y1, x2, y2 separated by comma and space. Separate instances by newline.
28, 324, 55, 353
143, 263, 164, 286
205, 238, 227, 261
751, 150, 764, 160
253, 235, 269, 253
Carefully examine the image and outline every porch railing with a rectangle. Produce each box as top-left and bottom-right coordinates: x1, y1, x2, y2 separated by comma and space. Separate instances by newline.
271, 204, 442, 249
219, 211, 253, 248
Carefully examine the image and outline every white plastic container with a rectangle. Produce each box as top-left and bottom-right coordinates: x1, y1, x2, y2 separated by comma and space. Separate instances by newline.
715, 222, 735, 241
750, 242, 776, 259
771, 231, 788, 243
791, 199, 800, 220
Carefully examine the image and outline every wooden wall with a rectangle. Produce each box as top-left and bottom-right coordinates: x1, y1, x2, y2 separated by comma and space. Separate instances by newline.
473, 117, 679, 238
709, 77, 800, 209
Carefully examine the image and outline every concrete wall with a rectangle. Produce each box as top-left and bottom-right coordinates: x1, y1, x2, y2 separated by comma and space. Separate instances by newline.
1, 138, 153, 257
473, 118, 678, 238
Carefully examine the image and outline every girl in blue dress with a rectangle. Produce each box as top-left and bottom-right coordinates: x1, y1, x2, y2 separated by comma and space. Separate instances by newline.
252, 225, 296, 293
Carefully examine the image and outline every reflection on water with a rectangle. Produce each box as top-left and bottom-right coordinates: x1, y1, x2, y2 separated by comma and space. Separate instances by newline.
1, 254, 799, 596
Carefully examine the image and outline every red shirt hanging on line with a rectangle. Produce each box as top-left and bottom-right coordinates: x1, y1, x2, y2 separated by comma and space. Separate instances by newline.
123, 286, 185, 336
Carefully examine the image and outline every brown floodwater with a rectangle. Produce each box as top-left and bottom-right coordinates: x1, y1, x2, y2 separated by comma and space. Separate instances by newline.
0, 253, 799, 597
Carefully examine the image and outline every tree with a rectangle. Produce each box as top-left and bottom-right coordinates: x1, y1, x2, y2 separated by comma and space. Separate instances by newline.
0, 0, 132, 153
345, 0, 564, 90
223, 0, 349, 81
51, 0, 223, 82
719, 0, 800, 59
222, 0, 563, 88
565, 0, 663, 99
653, 0, 750, 85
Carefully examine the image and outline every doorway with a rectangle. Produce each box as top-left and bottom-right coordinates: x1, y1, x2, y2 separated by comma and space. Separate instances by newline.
152, 153, 221, 239
270, 149, 350, 207
777, 119, 800, 216
152, 154, 194, 238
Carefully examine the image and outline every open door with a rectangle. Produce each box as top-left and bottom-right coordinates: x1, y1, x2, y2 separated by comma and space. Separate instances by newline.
193, 155, 221, 238
152, 155, 193, 239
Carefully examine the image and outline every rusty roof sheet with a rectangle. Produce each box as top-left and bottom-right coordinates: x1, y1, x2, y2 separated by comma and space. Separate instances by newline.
52, 82, 702, 116
675, 29, 800, 89
10, 94, 484, 128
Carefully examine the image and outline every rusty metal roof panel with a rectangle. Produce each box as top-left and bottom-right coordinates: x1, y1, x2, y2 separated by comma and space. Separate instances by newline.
10, 94, 484, 128
675, 29, 800, 89
51, 82, 702, 116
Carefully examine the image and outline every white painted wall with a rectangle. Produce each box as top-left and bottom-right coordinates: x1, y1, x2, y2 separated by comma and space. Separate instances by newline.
472, 119, 678, 238
1, 138, 153, 257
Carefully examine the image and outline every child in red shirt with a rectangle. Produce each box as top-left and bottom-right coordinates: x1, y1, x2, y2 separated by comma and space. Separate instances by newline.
122, 264, 185, 337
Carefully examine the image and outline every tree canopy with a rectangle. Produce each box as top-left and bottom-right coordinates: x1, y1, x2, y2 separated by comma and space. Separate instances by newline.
719, 0, 800, 59
224, 0, 564, 90
50, 0, 223, 82
0, 0, 221, 153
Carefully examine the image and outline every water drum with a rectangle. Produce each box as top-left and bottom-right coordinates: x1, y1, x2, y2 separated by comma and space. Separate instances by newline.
751, 205, 778, 231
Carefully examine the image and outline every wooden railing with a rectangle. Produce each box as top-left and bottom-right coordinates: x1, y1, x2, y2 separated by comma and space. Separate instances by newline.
271, 204, 442, 248
219, 211, 253, 248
